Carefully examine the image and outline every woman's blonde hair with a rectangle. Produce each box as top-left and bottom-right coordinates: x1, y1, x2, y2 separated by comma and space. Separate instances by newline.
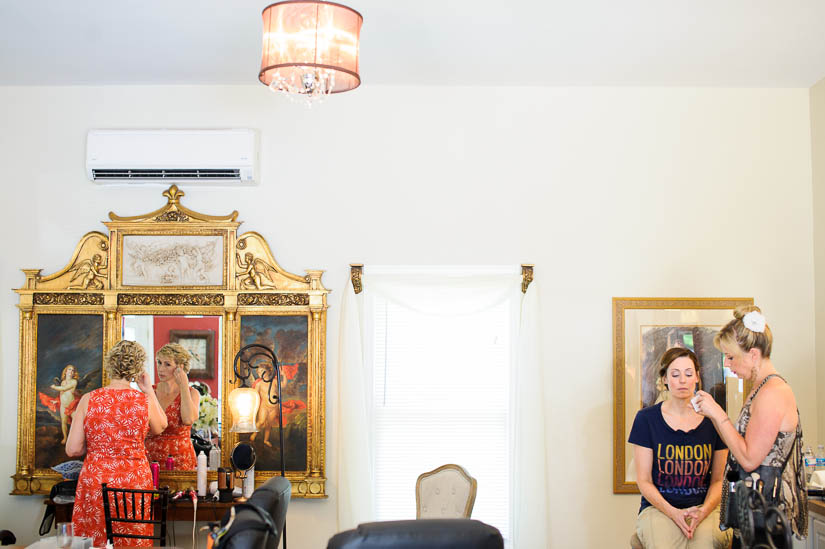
713, 305, 772, 358
105, 340, 147, 381
156, 342, 192, 373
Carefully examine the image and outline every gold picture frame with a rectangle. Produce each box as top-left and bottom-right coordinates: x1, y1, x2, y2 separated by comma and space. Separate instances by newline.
612, 297, 753, 494
13, 185, 329, 498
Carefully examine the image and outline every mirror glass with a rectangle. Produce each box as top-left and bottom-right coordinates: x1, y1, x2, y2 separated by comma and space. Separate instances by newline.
122, 314, 223, 470
230, 441, 256, 472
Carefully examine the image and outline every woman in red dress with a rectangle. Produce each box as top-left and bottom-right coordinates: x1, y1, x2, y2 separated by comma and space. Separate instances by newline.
145, 343, 201, 470
67, 340, 167, 547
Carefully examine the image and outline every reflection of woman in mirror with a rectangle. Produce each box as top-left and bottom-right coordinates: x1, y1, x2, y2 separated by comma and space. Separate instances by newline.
67, 340, 167, 547
144, 343, 201, 469
629, 347, 731, 548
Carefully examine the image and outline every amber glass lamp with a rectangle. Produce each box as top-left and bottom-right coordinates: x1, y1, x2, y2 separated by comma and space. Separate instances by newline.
228, 386, 261, 433
259, 0, 363, 104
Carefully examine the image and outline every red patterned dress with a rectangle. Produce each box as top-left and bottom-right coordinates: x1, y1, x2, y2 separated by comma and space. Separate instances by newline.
144, 391, 197, 470
72, 388, 153, 547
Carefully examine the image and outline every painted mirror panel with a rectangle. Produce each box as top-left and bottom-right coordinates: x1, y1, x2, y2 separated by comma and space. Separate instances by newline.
122, 314, 223, 471
35, 314, 105, 470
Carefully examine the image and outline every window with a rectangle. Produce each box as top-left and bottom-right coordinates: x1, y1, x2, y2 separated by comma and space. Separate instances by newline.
366, 275, 516, 540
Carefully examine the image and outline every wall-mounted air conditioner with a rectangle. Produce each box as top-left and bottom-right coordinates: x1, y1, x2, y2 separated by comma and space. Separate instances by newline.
86, 129, 257, 185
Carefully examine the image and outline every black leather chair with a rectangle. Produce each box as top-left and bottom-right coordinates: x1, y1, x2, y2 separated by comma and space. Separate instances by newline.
216, 476, 291, 549
326, 519, 504, 549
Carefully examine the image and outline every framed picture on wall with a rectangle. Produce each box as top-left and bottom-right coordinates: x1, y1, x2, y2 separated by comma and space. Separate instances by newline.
612, 297, 753, 494
169, 329, 215, 379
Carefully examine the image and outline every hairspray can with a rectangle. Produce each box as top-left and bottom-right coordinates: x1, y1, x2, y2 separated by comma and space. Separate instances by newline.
150, 462, 160, 489
165, 454, 175, 471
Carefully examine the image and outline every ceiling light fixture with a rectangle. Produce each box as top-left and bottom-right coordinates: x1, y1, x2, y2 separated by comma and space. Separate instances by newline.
259, 0, 363, 106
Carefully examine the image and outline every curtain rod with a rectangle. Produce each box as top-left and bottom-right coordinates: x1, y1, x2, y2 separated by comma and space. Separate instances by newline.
349, 264, 534, 295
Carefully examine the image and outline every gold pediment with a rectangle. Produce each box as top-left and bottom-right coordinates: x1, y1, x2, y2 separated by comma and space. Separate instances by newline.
107, 184, 239, 223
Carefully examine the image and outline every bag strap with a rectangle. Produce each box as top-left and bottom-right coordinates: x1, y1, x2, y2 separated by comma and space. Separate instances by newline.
39, 503, 55, 536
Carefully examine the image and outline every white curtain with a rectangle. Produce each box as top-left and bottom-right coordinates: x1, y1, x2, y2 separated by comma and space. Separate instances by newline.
335, 278, 374, 528
511, 282, 549, 547
336, 266, 548, 546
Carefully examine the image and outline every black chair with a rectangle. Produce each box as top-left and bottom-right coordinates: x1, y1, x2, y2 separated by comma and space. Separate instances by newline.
326, 519, 504, 549
101, 483, 169, 546
216, 476, 291, 549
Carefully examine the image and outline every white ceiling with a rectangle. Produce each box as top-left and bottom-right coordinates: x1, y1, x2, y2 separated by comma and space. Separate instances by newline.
1, 0, 825, 88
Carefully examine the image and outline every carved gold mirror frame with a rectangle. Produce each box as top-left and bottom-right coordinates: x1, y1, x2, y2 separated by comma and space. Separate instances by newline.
13, 186, 329, 498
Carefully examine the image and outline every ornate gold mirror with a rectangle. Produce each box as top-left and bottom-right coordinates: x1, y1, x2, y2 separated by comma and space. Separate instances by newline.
13, 186, 328, 497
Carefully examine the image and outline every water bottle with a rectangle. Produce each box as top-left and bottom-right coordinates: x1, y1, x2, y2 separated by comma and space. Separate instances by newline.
803, 446, 816, 483
817, 444, 825, 471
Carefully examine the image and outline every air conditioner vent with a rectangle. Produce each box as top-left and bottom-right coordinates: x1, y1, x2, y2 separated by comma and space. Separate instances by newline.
86, 129, 257, 185
92, 168, 241, 180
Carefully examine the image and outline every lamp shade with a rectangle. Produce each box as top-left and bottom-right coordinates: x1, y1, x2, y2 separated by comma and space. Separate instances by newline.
228, 387, 261, 433
259, 0, 363, 96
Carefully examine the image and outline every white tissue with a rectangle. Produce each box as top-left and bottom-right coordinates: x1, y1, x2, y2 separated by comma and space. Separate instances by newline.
690, 395, 701, 412
811, 470, 825, 489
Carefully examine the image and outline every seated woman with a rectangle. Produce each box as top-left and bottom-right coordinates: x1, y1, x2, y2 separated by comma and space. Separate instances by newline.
629, 347, 731, 549
692, 306, 807, 546
145, 343, 201, 470
67, 340, 167, 547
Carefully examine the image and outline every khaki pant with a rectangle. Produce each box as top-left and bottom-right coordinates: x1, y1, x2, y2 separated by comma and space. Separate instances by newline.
636, 506, 732, 549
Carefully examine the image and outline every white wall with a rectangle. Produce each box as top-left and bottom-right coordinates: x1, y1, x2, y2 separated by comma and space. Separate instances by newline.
812, 75, 825, 448
0, 84, 816, 548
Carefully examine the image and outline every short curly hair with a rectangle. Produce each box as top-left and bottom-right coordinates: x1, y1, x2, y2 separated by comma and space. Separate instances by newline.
156, 343, 192, 374
105, 340, 147, 381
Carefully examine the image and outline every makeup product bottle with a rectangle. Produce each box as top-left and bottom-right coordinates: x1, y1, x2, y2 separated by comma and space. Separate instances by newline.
243, 466, 255, 498
165, 454, 174, 471
197, 451, 207, 497
150, 462, 160, 489
218, 467, 234, 502
208, 444, 220, 471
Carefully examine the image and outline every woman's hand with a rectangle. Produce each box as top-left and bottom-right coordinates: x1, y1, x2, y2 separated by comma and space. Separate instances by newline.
666, 506, 695, 539
136, 370, 154, 394
173, 365, 190, 390
682, 506, 709, 538
691, 390, 727, 423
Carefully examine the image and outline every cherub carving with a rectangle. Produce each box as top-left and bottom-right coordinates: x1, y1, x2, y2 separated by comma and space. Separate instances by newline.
67, 253, 107, 290
235, 252, 277, 290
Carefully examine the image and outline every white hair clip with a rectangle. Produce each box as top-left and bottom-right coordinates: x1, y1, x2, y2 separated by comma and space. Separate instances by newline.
743, 311, 766, 333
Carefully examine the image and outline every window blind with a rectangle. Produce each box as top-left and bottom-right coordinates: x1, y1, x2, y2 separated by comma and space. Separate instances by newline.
370, 295, 512, 541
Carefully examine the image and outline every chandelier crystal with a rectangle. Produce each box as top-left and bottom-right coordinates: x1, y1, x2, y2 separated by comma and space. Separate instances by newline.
259, 1, 363, 106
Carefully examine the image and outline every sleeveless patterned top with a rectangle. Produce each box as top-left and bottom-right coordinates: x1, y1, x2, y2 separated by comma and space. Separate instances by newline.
720, 374, 807, 538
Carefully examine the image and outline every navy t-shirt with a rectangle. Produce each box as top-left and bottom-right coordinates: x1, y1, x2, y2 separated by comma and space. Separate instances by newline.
628, 402, 727, 513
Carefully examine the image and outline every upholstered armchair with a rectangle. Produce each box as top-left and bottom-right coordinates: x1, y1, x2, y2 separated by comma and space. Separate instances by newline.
416, 464, 477, 519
